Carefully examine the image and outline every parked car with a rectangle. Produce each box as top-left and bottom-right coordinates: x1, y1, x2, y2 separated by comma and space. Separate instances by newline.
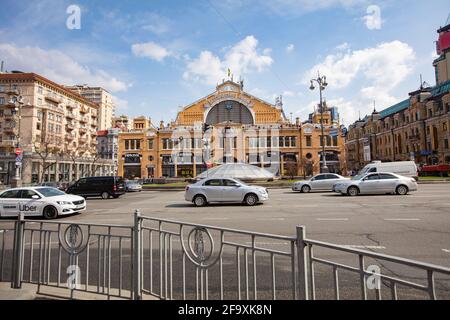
359, 161, 418, 181
125, 181, 143, 192
292, 174, 350, 193
185, 178, 269, 207
39, 182, 67, 191
0, 187, 86, 219
333, 172, 418, 196
66, 176, 126, 199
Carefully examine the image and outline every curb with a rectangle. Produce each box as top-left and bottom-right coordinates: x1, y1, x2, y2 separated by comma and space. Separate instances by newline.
0, 283, 36, 300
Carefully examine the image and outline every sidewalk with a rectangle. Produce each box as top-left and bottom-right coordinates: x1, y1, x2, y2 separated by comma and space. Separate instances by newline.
0, 282, 158, 300
0, 282, 36, 300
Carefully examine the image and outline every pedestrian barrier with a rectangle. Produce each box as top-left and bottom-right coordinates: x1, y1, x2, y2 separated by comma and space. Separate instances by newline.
0, 211, 449, 300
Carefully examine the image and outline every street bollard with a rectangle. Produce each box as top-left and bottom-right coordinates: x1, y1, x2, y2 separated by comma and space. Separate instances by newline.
11, 213, 25, 289
133, 209, 142, 300
296, 225, 309, 300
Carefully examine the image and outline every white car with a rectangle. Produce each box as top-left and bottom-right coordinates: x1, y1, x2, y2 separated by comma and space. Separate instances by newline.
0, 187, 86, 219
333, 172, 418, 196
185, 178, 269, 207
292, 174, 350, 193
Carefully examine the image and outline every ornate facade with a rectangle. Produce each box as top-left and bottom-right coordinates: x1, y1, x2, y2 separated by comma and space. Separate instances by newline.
345, 24, 450, 172
118, 80, 346, 179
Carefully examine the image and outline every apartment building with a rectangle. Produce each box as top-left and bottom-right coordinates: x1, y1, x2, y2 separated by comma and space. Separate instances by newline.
345, 24, 450, 172
0, 72, 115, 185
67, 85, 115, 131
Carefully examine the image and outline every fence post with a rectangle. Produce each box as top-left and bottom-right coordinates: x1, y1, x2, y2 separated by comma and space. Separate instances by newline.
296, 225, 309, 300
133, 209, 142, 300
11, 213, 25, 289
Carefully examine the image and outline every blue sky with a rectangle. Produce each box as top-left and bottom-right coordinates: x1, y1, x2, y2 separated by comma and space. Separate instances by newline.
0, 0, 448, 125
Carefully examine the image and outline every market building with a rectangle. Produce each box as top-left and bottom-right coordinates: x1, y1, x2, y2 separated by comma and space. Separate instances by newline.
118, 80, 346, 179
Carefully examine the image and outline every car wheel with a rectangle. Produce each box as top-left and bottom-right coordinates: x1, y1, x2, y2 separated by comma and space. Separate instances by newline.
43, 206, 58, 220
244, 193, 258, 206
193, 195, 207, 207
396, 185, 409, 196
347, 186, 359, 197
101, 192, 110, 200
301, 185, 311, 193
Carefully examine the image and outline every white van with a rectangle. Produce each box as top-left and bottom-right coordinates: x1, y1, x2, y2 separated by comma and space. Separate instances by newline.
359, 161, 418, 180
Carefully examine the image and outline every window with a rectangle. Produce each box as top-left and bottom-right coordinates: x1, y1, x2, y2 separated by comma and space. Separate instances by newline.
38, 86, 43, 94
0, 97, 4, 105
379, 174, 396, 180
204, 179, 222, 186
313, 175, 326, 181
0, 85, 4, 92
36, 122, 41, 131
223, 179, 240, 187
0, 190, 21, 198
365, 174, 380, 181
20, 190, 40, 199
125, 139, 141, 150
162, 138, 173, 150
148, 139, 154, 150
306, 136, 312, 147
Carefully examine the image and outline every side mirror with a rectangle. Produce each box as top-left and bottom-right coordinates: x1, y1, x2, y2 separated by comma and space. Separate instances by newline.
32, 195, 40, 199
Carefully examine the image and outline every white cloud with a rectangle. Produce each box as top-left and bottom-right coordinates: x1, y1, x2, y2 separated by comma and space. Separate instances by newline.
301, 40, 416, 124
305, 40, 415, 90
183, 35, 273, 85
363, 5, 383, 30
286, 44, 295, 53
112, 95, 129, 111
131, 42, 172, 62
0, 43, 128, 92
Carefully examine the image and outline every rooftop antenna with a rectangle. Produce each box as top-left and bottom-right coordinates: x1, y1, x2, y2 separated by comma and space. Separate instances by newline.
358, 110, 361, 121
0, 61, 4, 73
373, 100, 376, 113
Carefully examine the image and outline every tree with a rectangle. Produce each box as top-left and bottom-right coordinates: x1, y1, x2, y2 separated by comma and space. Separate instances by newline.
285, 161, 298, 180
33, 134, 62, 183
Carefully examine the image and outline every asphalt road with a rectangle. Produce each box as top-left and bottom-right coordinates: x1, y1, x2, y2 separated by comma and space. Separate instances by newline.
1, 184, 450, 300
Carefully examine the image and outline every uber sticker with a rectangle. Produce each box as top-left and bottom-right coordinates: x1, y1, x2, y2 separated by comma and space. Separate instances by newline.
19, 205, 37, 212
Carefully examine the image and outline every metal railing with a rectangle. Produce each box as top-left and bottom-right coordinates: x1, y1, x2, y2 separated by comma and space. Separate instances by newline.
1, 211, 450, 300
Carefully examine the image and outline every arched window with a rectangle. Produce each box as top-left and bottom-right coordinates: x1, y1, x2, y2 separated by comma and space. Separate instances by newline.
205, 100, 254, 125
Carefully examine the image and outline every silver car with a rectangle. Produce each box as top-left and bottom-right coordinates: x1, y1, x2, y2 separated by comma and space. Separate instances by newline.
333, 172, 418, 196
126, 181, 142, 192
292, 174, 350, 193
185, 178, 269, 207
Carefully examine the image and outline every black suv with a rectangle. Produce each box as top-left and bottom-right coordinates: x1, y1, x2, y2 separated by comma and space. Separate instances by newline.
66, 176, 126, 199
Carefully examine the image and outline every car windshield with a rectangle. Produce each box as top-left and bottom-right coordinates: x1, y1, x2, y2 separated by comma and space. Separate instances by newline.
352, 175, 365, 181
35, 187, 66, 197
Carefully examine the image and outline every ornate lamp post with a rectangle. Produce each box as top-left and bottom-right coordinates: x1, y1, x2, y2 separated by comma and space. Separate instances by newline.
9, 92, 25, 187
309, 73, 329, 173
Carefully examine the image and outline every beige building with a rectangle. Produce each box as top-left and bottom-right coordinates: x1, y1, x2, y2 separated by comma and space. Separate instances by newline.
67, 85, 115, 131
345, 24, 450, 171
118, 80, 346, 179
0, 72, 115, 185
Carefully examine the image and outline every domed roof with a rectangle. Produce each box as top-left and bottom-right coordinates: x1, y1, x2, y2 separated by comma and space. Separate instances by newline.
197, 163, 276, 181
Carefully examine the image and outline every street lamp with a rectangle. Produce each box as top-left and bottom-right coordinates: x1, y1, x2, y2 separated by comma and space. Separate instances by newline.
309, 72, 329, 173
9, 93, 25, 186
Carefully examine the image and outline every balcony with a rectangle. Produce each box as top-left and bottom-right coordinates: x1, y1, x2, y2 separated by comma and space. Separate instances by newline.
45, 93, 62, 104
66, 123, 75, 130
65, 134, 75, 141
0, 140, 16, 148
66, 112, 75, 119
91, 111, 98, 118
79, 127, 88, 134
79, 137, 88, 144
80, 106, 89, 114
79, 116, 88, 123
5, 88, 20, 95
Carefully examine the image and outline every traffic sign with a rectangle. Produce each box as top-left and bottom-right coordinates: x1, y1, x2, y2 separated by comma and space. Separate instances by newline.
15, 148, 22, 155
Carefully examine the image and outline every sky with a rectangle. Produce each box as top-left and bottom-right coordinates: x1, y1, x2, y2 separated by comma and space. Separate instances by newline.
0, 0, 448, 126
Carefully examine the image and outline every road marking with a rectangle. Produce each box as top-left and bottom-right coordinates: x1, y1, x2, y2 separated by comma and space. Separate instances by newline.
344, 245, 386, 250
258, 218, 286, 221
316, 218, 349, 221
442, 249, 450, 253
384, 218, 421, 221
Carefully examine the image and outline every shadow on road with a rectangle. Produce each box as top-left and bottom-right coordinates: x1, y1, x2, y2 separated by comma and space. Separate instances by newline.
166, 203, 263, 208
